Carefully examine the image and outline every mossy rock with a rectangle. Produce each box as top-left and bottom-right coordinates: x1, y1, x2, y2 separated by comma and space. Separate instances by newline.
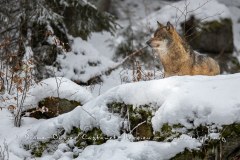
107, 102, 155, 140
30, 142, 49, 157
27, 127, 108, 158
66, 127, 108, 148
172, 123, 240, 160
182, 17, 233, 54
75, 128, 108, 148
24, 97, 81, 119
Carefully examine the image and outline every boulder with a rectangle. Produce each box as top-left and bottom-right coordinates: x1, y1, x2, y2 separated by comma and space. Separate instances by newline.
107, 102, 155, 139
23, 97, 80, 119
25, 99, 240, 159
182, 17, 234, 54
172, 124, 240, 160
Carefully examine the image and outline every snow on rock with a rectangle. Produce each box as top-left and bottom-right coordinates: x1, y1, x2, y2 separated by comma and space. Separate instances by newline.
40, 74, 240, 133
140, 0, 231, 31
56, 37, 117, 83
13, 73, 240, 159
24, 77, 93, 110
77, 135, 201, 160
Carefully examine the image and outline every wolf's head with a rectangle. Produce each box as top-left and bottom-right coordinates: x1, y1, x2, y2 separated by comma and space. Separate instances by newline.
146, 21, 177, 54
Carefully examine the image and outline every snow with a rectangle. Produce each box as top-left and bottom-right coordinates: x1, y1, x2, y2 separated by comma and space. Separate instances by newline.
140, 0, 231, 31
0, 109, 45, 159
1, 0, 240, 159
8, 73, 240, 159
88, 32, 115, 59
77, 135, 201, 160
111, 0, 169, 21
23, 77, 93, 110
56, 37, 117, 83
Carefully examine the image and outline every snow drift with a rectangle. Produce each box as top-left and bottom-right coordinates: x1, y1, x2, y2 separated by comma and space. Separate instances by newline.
140, 0, 231, 30
11, 73, 240, 159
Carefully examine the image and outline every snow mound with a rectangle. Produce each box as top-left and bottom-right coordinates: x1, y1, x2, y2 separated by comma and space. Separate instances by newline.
24, 77, 93, 110
28, 73, 240, 135
141, 0, 231, 30
56, 38, 116, 83
13, 73, 240, 159
77, 135, 201, 160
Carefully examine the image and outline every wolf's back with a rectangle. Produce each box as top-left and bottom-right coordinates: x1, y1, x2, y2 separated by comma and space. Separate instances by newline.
191, 52, 220, 75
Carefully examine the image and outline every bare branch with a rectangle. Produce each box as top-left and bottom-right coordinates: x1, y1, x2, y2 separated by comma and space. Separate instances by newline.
130, 120, 146, 134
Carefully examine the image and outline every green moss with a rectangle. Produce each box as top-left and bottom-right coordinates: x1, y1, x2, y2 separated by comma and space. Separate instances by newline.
172, 148, 206, 160
70, 127, 81, 134
221, 123, 240, 138
233, 124, 240, 134
31, 142, 48, 157
191, 125, 209, 138
231, 57, 240, 67
161, 123, 172, 133
29, 126, 107, 157
202, 19, 232, 32
87, 128, 107, 145
172, 123, 240, 159
153, 123, 181, 141
75, 128, 107, 148
172, 137, 224, 160
107, 102, 155, 140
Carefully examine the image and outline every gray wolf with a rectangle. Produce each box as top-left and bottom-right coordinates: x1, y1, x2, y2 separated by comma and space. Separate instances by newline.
146, 21, 220, 77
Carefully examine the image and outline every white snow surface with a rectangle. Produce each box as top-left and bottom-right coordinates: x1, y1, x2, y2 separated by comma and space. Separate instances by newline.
23, 77, 93, 110
0, 109, 45, 159
77, 135, 201, 160
1, 1, 240, 159
11, 73, 240, 159
140, 0, 231, 31
56, 37, 116, 83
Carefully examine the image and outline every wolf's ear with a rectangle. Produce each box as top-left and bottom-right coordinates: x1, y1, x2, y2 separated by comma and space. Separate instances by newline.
157, 21, 164, 28
166, 21, 174, 32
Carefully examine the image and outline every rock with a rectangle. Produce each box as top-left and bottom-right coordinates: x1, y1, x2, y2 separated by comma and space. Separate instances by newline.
182, 17, 234, 54
24, 97, 80, 119
26, 101, 240, 159
105, 102, 240, 160
107, 102, 155, 139
172, 124, 240, 160
217, 54, 240, 73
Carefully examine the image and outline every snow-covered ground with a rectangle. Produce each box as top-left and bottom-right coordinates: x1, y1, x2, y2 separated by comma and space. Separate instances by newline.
1, 0, 240, 159
140, 0, 231, 31
56, 38, 117, 83
0, 109, 44, 160
4, 73, 240, 159
23, 77, 93, 110
76, 135, 201, 160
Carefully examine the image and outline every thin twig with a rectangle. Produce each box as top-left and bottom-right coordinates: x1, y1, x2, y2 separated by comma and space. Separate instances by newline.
81, 106, 97, 121
130, 120, 146, 134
